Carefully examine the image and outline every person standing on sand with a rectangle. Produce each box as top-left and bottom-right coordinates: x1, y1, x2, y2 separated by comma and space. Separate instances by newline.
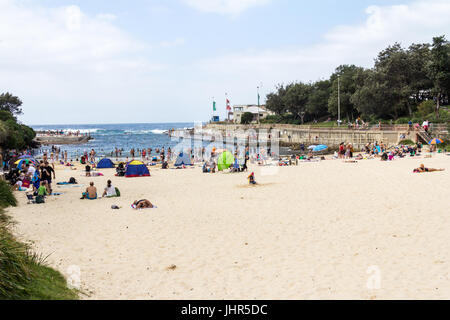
40, 161, 55, 194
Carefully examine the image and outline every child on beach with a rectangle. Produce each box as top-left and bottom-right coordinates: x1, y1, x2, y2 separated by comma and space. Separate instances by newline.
248, 172, 257, 185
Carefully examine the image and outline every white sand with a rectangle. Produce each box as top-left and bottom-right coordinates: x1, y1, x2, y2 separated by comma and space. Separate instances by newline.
7, 154, 450, 299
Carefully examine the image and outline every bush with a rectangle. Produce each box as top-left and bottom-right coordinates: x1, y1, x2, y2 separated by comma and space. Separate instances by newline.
417, 100, 436, 117
240, 112, 254, 124
395, 117, 410, 124
0, 180, 16, 208
399, 139, 415, 145
0, 181, 78, 300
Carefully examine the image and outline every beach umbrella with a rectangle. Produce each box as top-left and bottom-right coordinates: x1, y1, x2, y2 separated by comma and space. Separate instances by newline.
19, 155, 34, 159
217, 151, 235, 171
14, 159, 37, 170
312, 145, 328, 152
428, 138, 443, 145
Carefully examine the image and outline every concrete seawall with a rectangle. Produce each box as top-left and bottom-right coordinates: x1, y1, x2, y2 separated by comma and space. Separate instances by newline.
203, 123, 449, 149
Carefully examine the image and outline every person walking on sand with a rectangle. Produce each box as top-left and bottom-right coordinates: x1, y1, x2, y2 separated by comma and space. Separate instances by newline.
40, 161, 55, 194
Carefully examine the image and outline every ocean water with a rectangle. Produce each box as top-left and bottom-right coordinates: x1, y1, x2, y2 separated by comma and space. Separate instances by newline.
32, 123, 196, 159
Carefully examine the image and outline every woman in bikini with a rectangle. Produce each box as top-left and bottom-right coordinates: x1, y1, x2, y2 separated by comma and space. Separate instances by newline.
414, 164, 445, 173
133, 199, 154, 209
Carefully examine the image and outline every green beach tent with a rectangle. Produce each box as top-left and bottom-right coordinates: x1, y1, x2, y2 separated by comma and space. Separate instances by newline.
217, 151, 235, 171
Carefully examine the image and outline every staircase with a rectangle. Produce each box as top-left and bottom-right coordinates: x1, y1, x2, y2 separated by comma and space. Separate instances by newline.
416, 129, 433, 144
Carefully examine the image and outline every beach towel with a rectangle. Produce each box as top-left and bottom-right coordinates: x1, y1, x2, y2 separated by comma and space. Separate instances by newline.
131, 204, 157, 209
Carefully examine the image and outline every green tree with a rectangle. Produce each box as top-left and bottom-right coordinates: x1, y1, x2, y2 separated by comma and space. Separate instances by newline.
265, 84, 290, 115
328, 65, 363, 121
307, 79, 331, 119
417, 100, 435, 117
240, 112, 253, 124
283, 82, 312, 124
407, 43, 433, 106
0, 93, 23, 116
427, 36, 450, 119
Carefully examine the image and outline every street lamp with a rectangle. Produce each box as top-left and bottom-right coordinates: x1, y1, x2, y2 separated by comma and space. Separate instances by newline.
337, 75, 341, 127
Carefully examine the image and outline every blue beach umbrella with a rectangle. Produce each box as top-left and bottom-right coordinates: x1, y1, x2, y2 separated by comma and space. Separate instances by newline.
428, 138, 443, 145
312, 145, 328, 152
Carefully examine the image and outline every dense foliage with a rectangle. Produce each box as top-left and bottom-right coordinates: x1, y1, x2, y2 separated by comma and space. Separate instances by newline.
264, 36, 450, 123
0, 180, 78, 300
240, 112, 254, 124
0, 93, 36, 150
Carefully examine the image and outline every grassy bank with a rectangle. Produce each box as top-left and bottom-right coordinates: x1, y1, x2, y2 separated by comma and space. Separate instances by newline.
0, 180, 78, 300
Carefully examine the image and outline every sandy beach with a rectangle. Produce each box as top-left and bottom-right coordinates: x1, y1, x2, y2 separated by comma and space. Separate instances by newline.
7, 154, 450, 300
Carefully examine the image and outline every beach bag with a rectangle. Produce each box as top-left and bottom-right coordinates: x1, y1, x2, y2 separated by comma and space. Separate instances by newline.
22, 179, 31, 188
35, 195, 45, 204
115, 187, 121, 197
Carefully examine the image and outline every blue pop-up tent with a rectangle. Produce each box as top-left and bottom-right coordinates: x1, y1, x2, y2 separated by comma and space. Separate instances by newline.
125, 160, 150, 177
97, 158, 115, 168
174, 152, 192, 167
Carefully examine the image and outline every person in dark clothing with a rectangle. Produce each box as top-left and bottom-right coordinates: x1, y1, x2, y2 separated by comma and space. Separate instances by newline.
40, 161, 55, 194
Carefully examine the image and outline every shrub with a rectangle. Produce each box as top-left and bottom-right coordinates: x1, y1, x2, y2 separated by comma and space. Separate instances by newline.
417, 100, 435, 117
240, 112, 254, 124
0, 180, 16, 208
0, 181, 77, 299
399, 139, 415, 145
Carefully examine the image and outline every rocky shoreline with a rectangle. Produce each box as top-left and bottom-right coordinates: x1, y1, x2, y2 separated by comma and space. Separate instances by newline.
34, 135, 93, 145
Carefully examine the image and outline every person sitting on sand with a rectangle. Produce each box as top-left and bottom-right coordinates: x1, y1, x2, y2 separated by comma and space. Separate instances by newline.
102, 180, 117, 198
132, 199, 154, 209
81, 182, 97, 199
248, 172, 257, 185
413, 164, 445, 173
85, 164, 91, 177
162, 161, 169, 169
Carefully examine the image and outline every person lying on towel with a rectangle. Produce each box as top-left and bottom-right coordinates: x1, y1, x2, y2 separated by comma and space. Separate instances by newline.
132, 199, 154, 209
413, 164, 445, 173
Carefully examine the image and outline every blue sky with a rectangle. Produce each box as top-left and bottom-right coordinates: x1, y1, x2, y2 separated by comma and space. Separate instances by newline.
0, 0, 449, 124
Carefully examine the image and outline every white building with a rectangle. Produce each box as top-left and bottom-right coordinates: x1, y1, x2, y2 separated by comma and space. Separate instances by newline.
232, 105, 273, 123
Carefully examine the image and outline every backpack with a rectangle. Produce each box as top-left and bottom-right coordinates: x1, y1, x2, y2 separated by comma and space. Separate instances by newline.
35, 195, 45, 204
69, 177, 77, 184
115, 187, 121, 197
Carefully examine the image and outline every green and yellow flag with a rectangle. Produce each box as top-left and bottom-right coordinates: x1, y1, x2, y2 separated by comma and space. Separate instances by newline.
213, 101, 216, 112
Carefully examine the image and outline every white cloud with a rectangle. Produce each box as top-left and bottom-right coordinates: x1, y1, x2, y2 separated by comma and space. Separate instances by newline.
0, 0, 171, 123
191, 0, 450, 104
182, 0, 270, 16
1, 0, 449, 124
159, 38, 186, 48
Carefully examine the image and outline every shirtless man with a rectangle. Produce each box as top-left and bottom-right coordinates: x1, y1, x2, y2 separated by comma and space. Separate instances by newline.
81, 182, 97, 199
414, 164, 445, 173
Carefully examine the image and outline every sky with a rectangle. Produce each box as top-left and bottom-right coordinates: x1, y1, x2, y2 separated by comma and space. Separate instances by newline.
0, 0, 449, 125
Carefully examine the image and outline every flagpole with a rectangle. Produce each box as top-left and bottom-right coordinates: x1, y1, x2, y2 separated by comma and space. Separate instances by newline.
257, 86, 260, 124
225, 93, 228, 122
